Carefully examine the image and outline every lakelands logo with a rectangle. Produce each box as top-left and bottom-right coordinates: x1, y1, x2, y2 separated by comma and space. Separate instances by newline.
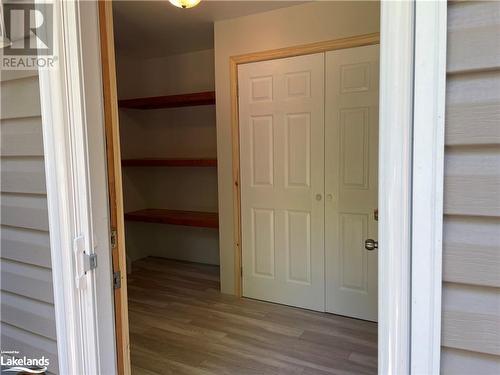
0, 2, 57, 69
1, 351, 49, 374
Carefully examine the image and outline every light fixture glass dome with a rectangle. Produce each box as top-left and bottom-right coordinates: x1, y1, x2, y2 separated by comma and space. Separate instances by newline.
169, 0, 201, 9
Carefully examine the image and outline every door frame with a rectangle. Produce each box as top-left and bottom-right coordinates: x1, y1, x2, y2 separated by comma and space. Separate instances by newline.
229, 32, 380, 298
98, 2, 131, 374
410, 1, 447, 373
230, 2, 447, 375
39, 1, 446, 374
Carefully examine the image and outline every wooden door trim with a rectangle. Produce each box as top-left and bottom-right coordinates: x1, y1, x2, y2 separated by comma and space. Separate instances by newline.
98, 2, 131, 374
230, 32, 380, 296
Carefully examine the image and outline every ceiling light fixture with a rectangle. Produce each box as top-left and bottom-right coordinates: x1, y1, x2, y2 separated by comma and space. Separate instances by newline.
169, 0, 201, 9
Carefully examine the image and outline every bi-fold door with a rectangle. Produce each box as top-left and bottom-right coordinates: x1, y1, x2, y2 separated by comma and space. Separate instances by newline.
238, 45, 379, 321
238, 53, 326, 311
325, 46, 379, 321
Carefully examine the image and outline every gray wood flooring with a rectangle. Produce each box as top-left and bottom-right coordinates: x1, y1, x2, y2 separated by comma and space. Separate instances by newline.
128, 257, 377, 375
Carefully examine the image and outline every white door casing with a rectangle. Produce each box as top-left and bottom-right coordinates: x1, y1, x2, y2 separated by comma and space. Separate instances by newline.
325, 45, 379, 321
238, 53, 325, 311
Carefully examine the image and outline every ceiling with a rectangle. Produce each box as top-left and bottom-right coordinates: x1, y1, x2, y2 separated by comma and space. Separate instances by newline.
113, 0, 306, 59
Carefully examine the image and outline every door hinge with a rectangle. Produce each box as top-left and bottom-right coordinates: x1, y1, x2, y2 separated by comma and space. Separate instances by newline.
74, 235, 97, 289
110, 228, 117, 249
240, 266, 243, 277
86, 253, 98, 271
113, 271, 121, 289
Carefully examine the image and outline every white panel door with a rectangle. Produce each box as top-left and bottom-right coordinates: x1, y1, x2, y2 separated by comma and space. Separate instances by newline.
238, 53, 325, 311
325, 45, 379, 321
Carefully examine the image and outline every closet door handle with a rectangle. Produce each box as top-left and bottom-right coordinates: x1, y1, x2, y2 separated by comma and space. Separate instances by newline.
315, 194, 322, 201
364, 239, 378, 251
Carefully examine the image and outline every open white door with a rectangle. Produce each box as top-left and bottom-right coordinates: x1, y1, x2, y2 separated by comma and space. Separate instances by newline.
38, 1, 118, 373
238, 53, 325, 311
325, 45, 379, 321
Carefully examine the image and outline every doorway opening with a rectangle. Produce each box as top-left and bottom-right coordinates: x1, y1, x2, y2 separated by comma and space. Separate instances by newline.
101, 1, 380, 374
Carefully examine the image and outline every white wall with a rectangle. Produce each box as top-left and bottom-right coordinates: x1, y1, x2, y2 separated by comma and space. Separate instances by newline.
116, 49, 220, 264
214, 1, 380, 294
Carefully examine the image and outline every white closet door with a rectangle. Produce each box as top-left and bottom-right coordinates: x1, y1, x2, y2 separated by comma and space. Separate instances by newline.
238, 53, 325, 311
325, 45, 379, 321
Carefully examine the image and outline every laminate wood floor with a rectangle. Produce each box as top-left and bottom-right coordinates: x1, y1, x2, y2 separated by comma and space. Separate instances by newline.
128, 257, 377, 375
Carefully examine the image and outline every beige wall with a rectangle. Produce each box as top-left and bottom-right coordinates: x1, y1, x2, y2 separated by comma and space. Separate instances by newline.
116, 49, 216, 99
214, 1, 380, 294
116, 49, 220, 264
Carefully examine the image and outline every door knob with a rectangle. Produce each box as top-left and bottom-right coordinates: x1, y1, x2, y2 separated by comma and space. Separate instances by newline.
315, 194, 322, 201
365, 239, 378, 251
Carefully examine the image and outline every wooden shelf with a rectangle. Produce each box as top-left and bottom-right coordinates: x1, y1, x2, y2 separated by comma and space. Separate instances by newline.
118, 91, 215, 109
124, 209, 219, 229
121, 158, 217, 167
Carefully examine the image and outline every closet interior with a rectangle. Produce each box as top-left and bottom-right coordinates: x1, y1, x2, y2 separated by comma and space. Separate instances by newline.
116, 45, 220, 268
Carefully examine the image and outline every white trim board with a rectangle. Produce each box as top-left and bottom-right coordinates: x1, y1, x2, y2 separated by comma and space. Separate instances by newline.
411, 1, 447, 374
379, 1, 447, 374
37, 3, 77, 373
378, 1, 414, 373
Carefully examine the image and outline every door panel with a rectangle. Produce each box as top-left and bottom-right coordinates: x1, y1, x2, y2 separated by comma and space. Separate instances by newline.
339, 213, 369, 291
325, 45, 379, 321
250, 116, 274, 186
286, 210, 311, 284
252, 208, 275, 278
286, 113, 311, 187
98, 2, 131, 373
239, 53, 325, 311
